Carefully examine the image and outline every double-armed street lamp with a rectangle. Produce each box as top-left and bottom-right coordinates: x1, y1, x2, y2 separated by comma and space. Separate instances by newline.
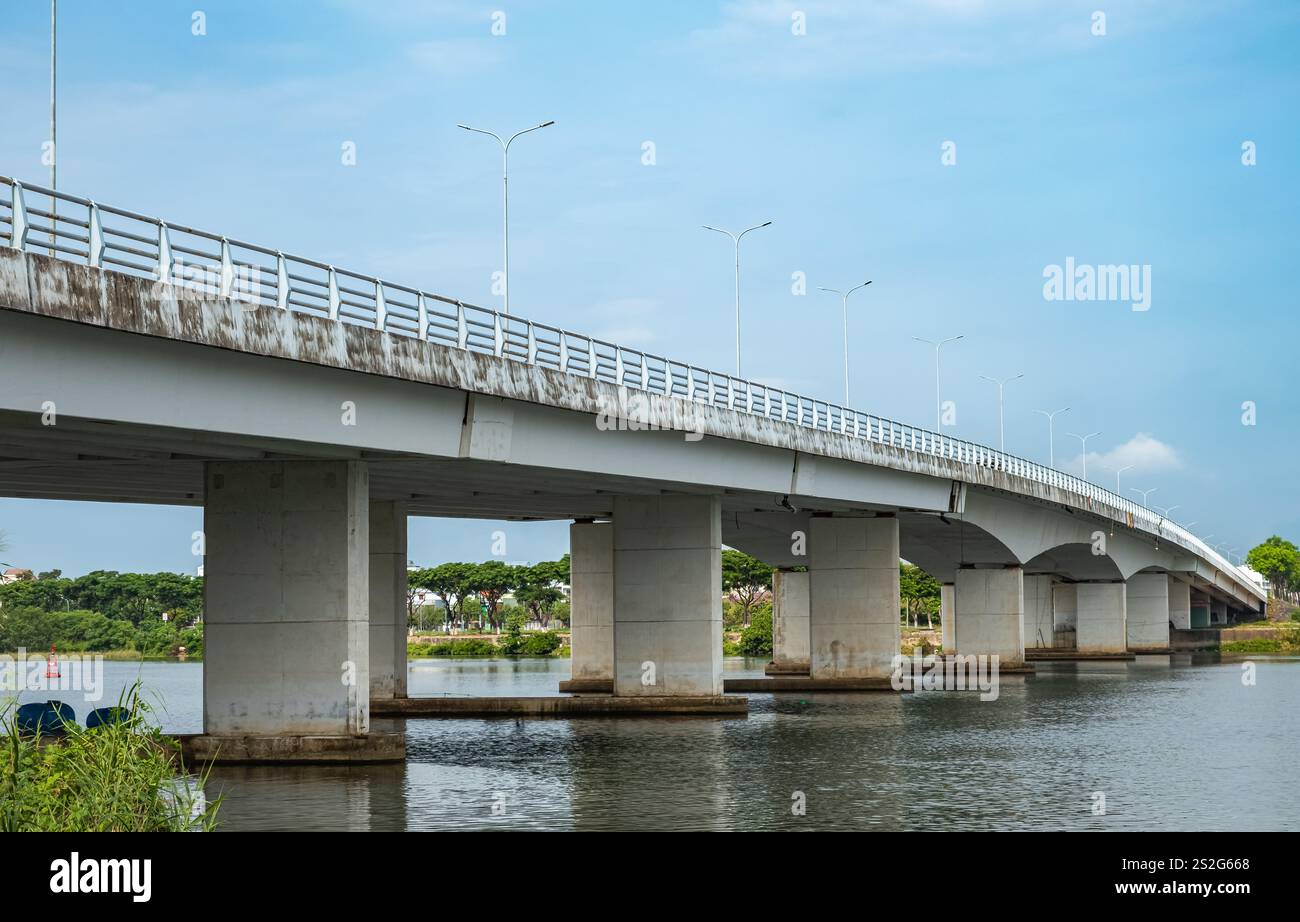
1065, 431, 1102, 480
457, 119, 556, 314
1033, 406, 1070, 468
703, 221, 772, 378
979, 372, 1024, 453
818, 280, 872, 405
913, 335, 964, 432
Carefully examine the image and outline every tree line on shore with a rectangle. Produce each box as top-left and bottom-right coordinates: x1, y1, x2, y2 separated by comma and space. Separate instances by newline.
0, 570, 203, 656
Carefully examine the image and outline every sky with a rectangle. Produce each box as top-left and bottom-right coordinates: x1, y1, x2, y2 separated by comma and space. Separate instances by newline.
1, 0, 1297, 576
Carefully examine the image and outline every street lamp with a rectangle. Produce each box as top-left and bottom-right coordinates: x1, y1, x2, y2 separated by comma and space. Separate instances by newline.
704, 221, 772, 377
1130, 486, 1158, 507
457, 119, 555, 314
818, 280, 871, 405
1033, 406, 1070, 468
978, 372, 1024, 453
1153, 503, 1180, 519
1108, 463, 1135, 495
913, 335, 964, 432
1065, 431, 1102, 480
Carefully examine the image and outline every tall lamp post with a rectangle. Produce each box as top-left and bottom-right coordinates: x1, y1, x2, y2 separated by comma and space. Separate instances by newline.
457, 119, 555, 314
978, 372, 1024, 453
913, 335, 964, 431
1033, 406, 1070, 468
1065, 430, 1102, 480
818, 280, 871, 405
704, 221, 772, 378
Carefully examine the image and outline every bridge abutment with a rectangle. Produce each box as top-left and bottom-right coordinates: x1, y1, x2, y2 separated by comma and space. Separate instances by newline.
808, 516, 900, 679
952, 566, 1025, 667
1126, 573, 1172, 653
1076, 581, 1128, 654
768, 569, 810, 675
369, 500, 408, 699
198, 460, 402, 762
612, 495, 724, 697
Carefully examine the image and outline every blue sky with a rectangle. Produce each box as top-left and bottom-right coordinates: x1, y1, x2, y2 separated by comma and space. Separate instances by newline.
1, 0, 1297, 575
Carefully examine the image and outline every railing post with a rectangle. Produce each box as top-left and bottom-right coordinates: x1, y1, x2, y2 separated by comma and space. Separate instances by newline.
558, 333, 568, 373
587, 340, 597, 378
615, 350, 625, 387
88, 202, 104, 268
417, 293, 429, 341
327, 266, 340, 319
687, 368, 697, 402
493, 312, 504, 357
277, 254, 290, 310
374, 280, 387, 332
157, 221, 172, 284
9, 183, 27, 250
641, 354, 650, 391
527, 323, 537, 364
456, 302, 468, 349
219, 237, 233, 298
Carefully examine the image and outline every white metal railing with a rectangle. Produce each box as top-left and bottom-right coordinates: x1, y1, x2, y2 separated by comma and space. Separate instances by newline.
0, 175, 1258, 597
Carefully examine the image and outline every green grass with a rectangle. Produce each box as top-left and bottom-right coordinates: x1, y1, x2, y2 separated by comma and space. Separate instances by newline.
0, 682, 219, 831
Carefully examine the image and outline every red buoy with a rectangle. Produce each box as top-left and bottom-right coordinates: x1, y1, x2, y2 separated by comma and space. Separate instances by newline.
45, 645, 60, 679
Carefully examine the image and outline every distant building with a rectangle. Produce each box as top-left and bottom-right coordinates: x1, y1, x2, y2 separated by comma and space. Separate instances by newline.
1, 567, 34, 584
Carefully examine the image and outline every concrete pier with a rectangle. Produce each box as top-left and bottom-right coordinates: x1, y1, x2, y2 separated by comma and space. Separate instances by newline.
199, 461, 399, 761
1126, 573, 1172, 653
939, 583, 955, 652
768, 568, 810, 675
1024, 574, 1054, 650
612, 495, 723, 696
567, 521, 615, 690
808, 515, 900, 679
1076, 581, 1128, 654
952, 566, 1025, 667
369, 500, 408, 699
1169, 578, 1192, 630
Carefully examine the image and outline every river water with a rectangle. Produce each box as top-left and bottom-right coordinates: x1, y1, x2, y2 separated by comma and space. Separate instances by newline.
9, 654, 1299, 831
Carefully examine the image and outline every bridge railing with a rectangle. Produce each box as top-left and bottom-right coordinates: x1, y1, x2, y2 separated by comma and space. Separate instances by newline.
0, 175, 1253, 593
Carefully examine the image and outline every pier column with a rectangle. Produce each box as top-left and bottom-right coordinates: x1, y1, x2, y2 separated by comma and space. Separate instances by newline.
1168, 579, 1192, 630
1211, 600, 1228, 624
203, 461, 370, 737
569, 521, 614, 688
939, 583, 955, 652
369, 500, 408, 699
612, 495, 722, 696
1076, 581, 1127, 654
1126, 573, 1171, 652
952, 566, 1025, 667
1024, 575, 1054, 650
769, 569, 810, 674
808, 515, 900, 679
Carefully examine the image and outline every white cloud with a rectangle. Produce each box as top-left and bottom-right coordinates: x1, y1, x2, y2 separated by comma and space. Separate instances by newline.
407, 39, 502, 76
1075, 433, 1182, 478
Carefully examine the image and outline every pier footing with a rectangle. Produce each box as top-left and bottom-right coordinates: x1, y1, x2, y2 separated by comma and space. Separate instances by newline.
372, 695, 746, 718
175, 731, 405, 765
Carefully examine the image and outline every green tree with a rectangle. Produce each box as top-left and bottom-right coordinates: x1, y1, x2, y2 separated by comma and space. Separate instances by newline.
1246, 536, 1300, 595
514, 560, 567, 628
463, 561, 518, 631
900, 563, 941, 628
411, 563, 473, 630
722, 550, 773, 627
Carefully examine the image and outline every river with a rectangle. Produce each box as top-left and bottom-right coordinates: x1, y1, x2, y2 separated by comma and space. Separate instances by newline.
9, 654, 1299, 830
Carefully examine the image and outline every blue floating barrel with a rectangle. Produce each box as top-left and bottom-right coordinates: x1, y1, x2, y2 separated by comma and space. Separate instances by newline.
85, 706, 130, 730
15, 700, 77, 736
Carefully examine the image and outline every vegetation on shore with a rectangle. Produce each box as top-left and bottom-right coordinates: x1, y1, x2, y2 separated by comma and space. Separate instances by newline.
0, 684, 218, 832
0, 570, 203, 658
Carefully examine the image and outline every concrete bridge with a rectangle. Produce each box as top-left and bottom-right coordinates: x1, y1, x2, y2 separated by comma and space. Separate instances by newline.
0, 177, 1264, 760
